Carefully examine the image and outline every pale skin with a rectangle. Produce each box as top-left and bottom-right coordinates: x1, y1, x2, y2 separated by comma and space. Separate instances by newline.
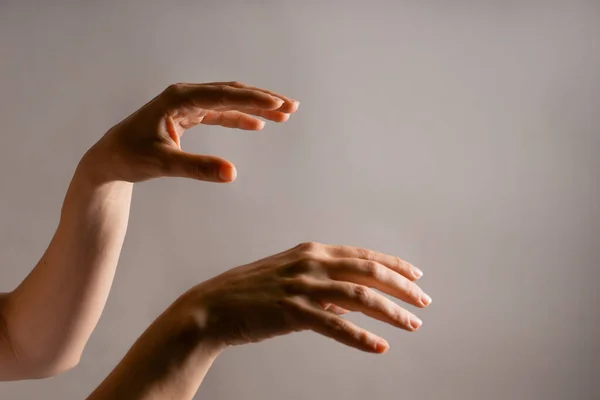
87, 241, 432, 400
0, 81, 433, 397
0, 81, 299, 380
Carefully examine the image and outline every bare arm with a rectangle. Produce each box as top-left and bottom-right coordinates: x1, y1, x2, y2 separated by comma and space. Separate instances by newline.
0, 156, 133, 380
0, 81, 298, 380
86, 242, 431, 400
86, 299, 223, 400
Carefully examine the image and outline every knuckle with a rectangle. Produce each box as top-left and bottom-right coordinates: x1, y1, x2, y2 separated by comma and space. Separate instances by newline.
337, 244, 352, 255
391, 307, 406, 325
352, 285, 371, 304
396, 257, 406, 271
404, 282, 420, 301
164, 83, 184, 96
296, 241, 321, 252
356, 329, 371, 345
364, 261, 382, 279
229, 81, 244, 87
357, 247, 373, 260
214, 85, 229, 106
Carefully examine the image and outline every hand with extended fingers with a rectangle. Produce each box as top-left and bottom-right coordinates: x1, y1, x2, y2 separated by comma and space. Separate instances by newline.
82, 81, 299, 184
174, 241, 432, 353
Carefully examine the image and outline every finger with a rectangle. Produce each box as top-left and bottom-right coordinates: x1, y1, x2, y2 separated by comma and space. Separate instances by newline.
323, 244, 424, 281
279, 296, 389, 353
217, 107, 291, 123
164, 83, 284, 112
164, 148, 237, 182
201, 110, 266, 130
325, 304, 351, 315
293, 278, 422, 332
200, 81, 300, 113
325, 258, 432, 308
317, 299, 351, 315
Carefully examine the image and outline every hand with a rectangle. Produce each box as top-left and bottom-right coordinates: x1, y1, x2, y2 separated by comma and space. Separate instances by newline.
82, 81, 299, 183
173, 242, 432, 354
85, 242, 431, 399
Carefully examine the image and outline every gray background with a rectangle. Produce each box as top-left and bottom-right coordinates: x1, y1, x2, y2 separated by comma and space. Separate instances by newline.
0, 0, 598, 399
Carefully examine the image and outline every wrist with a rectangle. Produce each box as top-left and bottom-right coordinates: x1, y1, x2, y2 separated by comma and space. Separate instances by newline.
163, 294, 228, 360
77, 137, 128, 187
59, 144, 133, 219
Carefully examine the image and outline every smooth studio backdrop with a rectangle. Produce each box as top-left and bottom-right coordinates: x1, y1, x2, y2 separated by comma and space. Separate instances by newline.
0, 1, 598, 399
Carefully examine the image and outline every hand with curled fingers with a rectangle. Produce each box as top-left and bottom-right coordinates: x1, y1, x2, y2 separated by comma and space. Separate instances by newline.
174, 241, 432, 353
82, 81, 299, 184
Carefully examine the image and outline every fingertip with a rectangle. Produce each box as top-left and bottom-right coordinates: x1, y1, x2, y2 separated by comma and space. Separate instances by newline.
375, 340, 390, 353
410, 316, 423, 331
412, 266, 423, 280
280, 100, 300, 114
269, 96, 285, 109
219, 164, 237, 182
421, 293, 432, 307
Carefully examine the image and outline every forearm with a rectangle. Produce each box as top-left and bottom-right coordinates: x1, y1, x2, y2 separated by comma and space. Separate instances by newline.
0, 149, 133, 379
87, 302, 223, 400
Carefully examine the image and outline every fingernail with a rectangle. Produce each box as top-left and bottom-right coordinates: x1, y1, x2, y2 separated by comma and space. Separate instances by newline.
412, 266, 423, 279
219, 165, 236, 182
375, 339, 389, 353
410, 316, 423, 331
272, 97, 284, 107
421, 293, 432, 306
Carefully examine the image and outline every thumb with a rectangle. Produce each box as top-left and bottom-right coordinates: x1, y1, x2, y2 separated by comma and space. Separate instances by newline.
166, 149, 237, 182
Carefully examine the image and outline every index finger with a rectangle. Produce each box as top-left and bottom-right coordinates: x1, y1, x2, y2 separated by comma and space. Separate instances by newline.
163, 83, 284, 111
